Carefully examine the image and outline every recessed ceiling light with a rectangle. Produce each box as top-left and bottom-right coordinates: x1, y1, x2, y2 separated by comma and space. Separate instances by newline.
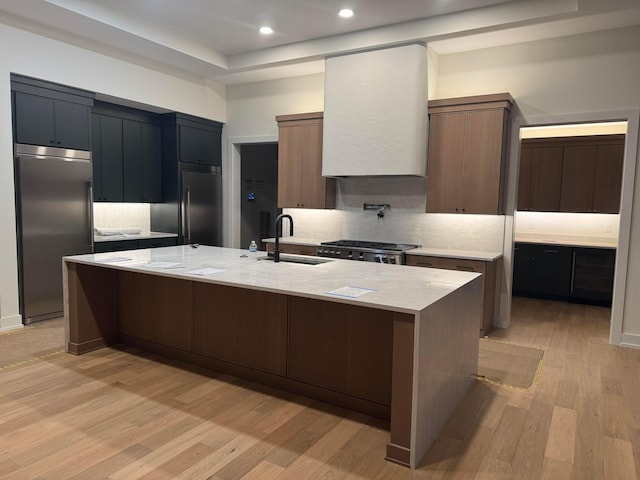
259, 26, 274, 35
338, 8, 354, 18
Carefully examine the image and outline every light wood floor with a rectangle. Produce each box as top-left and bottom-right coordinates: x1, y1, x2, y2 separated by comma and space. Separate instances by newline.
1, 297, 639, 479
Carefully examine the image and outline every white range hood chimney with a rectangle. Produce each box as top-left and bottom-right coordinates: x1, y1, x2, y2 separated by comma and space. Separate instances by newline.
322, 43, 428, 177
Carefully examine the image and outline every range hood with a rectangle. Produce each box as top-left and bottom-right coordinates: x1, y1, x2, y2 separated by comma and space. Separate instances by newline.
322, 43, 428, 177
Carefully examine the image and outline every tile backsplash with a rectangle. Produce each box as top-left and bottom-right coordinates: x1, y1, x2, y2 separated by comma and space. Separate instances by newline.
514, 211, 619, 240
93, 203, 151, 233
283, 177, 506, 252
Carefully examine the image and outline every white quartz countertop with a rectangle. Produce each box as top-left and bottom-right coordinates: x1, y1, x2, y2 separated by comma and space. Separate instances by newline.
64, 245, 480, 315
94, 231, 178, 243
407, 248, 503, 262
514, 233, 617, 249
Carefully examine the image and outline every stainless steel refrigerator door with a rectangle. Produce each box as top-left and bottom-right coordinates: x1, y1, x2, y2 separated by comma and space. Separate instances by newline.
181, 170, 222, 246
16, 151, 93, 323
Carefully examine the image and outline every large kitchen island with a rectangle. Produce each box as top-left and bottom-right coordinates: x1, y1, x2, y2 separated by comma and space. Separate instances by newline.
63, 245, 482, 469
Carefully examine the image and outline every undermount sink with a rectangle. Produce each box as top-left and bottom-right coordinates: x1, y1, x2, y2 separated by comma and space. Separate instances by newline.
258, 254, 332, 265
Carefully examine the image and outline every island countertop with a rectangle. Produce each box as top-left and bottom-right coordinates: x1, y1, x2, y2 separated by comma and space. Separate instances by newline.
65, 245, 480, 315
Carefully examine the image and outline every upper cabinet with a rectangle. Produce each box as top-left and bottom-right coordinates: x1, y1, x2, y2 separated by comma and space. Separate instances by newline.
518, 135, 624, 213
426, 93, 513, 214
276, 112, 336, 209
162, 113, 223, 167
92, 103, 163, 203
517, 145, 564, 211
11, 75, 93, 151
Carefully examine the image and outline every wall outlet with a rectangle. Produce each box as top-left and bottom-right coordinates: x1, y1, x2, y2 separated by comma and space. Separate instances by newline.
605, 223, 612, 233
528, 222, 535, 230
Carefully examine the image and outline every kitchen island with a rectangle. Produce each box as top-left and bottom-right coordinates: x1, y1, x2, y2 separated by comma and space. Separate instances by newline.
63, 245, 482, 468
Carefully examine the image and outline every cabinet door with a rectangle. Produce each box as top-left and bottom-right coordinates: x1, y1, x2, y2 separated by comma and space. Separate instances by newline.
54, 100, 91, 150
92, 113, 123, 202
593, 143, 624, 213
461, 109, 505, 214
517, 147, 533, 211
178, 124, 220, 165
426, 112, 465, 213
123, 119, 143, 202
14, 92, 56, 146
530, 245, 572, 298
288, 297, 393, 405
141, 122, 162, 202
277, 123, 306, 208
14, 92, 90, 149
122, 120, 162, 203
560, 145, 597, 212
530, 147, 563, 211
193, 283, 288, 375
512, 243, 532, 294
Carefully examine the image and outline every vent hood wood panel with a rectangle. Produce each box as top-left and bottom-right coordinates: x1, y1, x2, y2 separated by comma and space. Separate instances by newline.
322, 44, 428, 177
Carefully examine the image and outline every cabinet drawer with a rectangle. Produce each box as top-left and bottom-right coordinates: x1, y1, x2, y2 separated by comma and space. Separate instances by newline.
405, 255, 485, 273
266, 243, 317, 256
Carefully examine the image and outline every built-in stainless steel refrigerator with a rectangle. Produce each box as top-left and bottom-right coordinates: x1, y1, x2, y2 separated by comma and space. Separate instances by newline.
180, 166, 222, 246
14, 143, 94, 324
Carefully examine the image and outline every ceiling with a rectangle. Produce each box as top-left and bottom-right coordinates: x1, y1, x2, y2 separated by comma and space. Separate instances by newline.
2, 0, 640, 84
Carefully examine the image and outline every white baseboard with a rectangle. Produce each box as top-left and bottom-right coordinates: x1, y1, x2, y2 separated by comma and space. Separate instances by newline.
0, 313, 23, 332
620, 333, 640, 349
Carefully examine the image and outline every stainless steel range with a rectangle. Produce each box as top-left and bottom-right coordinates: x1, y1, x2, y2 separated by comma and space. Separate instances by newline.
316, 240, 420, 264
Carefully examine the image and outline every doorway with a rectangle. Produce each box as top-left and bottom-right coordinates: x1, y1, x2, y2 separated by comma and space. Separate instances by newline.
240, 143, 280, 251
511, 121, 627, 343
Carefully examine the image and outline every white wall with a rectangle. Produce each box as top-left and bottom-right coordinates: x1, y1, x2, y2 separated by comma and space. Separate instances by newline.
436, 26, 640, 345
0, 23, 226, 330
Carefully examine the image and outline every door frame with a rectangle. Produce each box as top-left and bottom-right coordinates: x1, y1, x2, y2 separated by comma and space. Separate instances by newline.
500, 108, 639, 346
224, 135, 278, 248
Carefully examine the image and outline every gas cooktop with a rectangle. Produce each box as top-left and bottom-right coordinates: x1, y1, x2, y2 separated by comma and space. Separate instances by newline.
317, 240, 421, 263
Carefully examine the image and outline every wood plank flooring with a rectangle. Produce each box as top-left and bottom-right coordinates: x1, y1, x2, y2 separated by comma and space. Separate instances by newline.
1, 297, 639, 479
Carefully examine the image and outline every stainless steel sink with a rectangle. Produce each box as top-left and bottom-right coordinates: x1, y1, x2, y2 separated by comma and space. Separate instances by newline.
257, 254, 332, 265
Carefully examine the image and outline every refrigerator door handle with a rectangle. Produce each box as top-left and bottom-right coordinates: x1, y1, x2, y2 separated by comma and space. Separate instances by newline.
186, 186, 192, 244
87, 182, 94, 251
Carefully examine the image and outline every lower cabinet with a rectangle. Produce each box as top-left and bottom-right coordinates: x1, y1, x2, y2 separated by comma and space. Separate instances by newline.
119, 271, 193, 351
513, 243, 573, 298
570, 247, 616, 304
405, 255, 497, 336
265, 243, 317, 256
287, 297, 393, 405
513, 243, 614, 305
193, 283, 288, 375
93, 236, 177, 253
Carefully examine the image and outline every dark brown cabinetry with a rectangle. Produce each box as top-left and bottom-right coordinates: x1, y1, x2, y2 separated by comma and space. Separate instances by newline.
427, 94, 513, 214
194, 284, 288, 375
288, 297, 393, 405
518, 135, 624, 213
405, 254, 497, 336
11, 75, 93, 151
518, 145, 564, 211
276, 112, 336, 209
265, 243, 317, 256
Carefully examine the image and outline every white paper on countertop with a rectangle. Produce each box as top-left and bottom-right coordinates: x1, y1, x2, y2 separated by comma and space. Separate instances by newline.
326, 286, 377, 298
185, 267, 226, 276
